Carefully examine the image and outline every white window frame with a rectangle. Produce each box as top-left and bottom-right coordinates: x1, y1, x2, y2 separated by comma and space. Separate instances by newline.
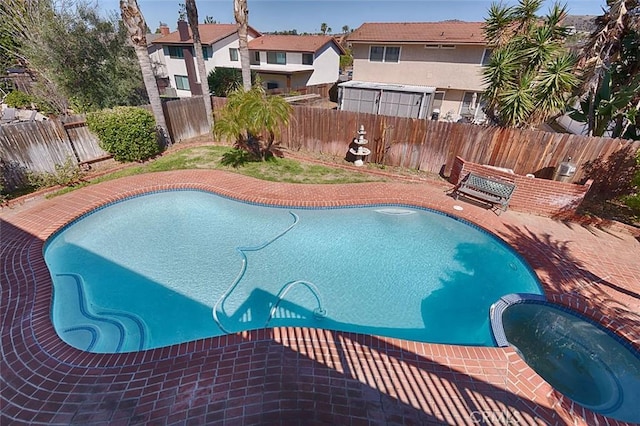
369, 45, 401, 63
229, 48, 239, 61
424, 44, 456, 50
459, 91, 487, 122
175, 75, 190, 91
481, 48, 493, 65
432, 91, 445, 110
267, 51, 287, 65
250, 51, 260, 65
302, 53, 314, 65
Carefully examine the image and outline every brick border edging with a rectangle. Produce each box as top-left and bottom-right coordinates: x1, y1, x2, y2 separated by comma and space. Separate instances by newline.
3, 171, 637, 425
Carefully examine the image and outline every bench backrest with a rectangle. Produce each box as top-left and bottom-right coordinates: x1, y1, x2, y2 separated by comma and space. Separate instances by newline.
464, 173, 515, 198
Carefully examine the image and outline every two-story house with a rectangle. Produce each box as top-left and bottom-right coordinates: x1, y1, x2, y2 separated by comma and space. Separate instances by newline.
247, 35, 344, 92
151, 23, 344, 97
340, 21, 491, 122
151, 22, 262, 97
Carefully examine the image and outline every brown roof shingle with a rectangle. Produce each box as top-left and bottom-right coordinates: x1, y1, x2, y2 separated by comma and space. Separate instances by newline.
347, 21, 487, 45
248, 35, 345, 54
151, 23, 261, 45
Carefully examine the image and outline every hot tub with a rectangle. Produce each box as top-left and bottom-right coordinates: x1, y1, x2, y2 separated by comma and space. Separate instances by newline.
491, 294, 640, 424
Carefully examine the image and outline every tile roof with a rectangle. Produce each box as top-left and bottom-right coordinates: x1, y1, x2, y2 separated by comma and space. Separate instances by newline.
347, 21, 487, 45
248, 35, 345, 54
151, 23, 261, 45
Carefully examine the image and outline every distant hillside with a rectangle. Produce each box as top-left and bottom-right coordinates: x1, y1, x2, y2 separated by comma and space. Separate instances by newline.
564, 15, 598, 33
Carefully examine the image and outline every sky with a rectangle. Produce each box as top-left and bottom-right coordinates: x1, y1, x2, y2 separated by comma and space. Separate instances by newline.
99, 0, 608, 34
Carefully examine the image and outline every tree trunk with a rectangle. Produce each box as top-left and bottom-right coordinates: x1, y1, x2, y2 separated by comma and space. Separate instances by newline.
234, 0, 252, 91
120, 0, 172, 145
185, 0, 213, 130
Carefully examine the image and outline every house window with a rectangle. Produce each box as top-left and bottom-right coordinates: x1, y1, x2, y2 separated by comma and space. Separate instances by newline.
168, 46, 184, 59
460, 92, 487, 122
250, 51, 260, 65
369, 46, 400, 63
424, 44, 456, 50
267, 51, 286, 65
302, 53, 314, 65
384, 47, 400, 62
481, 48, 493, 65
202, 46, 209, 60
266, 82, 279, 90
175, 75, 190, 91
369, 46, 384, 61
229, 48, 239, 61
432, 91, 445, 110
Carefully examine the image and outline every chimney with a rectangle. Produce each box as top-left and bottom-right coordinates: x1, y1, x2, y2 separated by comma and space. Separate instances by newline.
177, 20, 190, 41
159, 25, 170, 36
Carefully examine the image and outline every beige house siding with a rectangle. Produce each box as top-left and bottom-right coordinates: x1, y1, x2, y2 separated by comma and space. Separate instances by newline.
351, 44, 487, 91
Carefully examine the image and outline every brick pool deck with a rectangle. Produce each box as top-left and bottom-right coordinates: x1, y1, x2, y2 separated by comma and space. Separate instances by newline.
1, 169, 639, 425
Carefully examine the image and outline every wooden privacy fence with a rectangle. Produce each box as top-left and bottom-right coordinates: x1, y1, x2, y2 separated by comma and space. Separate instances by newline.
161, 96, 211, 143
2, 96, 638, 191
212, 97, 639, 183
0, 118, 107, 189
0, 99, 211, 189
274, 107, 640, 183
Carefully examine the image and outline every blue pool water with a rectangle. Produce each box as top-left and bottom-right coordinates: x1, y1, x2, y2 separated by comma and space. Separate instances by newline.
44, 190, 543, 353
496, 297, 640, 424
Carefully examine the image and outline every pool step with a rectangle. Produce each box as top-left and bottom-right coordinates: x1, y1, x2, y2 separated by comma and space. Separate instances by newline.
52, 274, 146, 353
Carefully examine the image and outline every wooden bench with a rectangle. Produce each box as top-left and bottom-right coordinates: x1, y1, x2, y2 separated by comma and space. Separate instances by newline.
452, 172, 516, 215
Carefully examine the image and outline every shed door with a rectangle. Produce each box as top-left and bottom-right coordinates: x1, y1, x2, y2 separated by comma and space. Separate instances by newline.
379, 91, 423, 118
341, 88, 378, 114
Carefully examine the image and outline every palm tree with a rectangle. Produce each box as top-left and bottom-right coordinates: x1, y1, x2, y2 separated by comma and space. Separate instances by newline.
320, 22, 328, 35
572, 0, 640, 138
120, 0, 171, 144
233, 0, 251, 91
185, 0, 213, 130
482, 0, 579, 128
213, 85, 292, 161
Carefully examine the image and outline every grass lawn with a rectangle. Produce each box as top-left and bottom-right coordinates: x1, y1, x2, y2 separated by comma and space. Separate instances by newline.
46, 145, 388, 198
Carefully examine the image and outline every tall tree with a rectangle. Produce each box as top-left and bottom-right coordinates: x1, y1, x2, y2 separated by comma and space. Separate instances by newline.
120, 0, 171, 144
233, 0, 251, 91
185, 0, 213, 130
482, 0, 580, 128
320, 22, 328, 34
571, 0, 639, 139
1, 0, 146, 114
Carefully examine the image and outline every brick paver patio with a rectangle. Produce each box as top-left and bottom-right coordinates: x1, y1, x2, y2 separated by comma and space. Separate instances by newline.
2, 169, 639, 425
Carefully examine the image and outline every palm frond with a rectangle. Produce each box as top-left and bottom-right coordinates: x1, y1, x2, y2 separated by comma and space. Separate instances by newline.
498, 74, 537, 126
483, 2, 515, 47
544, 2, 570, 40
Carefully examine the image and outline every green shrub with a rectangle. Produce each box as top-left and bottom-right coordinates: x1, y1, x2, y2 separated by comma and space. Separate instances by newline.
4, 90, 34, 108
27, 156, 85, 189
86, 107, 161, 162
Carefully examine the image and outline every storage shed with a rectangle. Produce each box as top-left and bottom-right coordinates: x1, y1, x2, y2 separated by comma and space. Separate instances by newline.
337, 81, 436, 119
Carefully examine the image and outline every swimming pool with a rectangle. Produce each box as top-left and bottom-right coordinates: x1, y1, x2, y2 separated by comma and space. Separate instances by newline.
44, 190, 543, 353
491, 294, 640, 424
